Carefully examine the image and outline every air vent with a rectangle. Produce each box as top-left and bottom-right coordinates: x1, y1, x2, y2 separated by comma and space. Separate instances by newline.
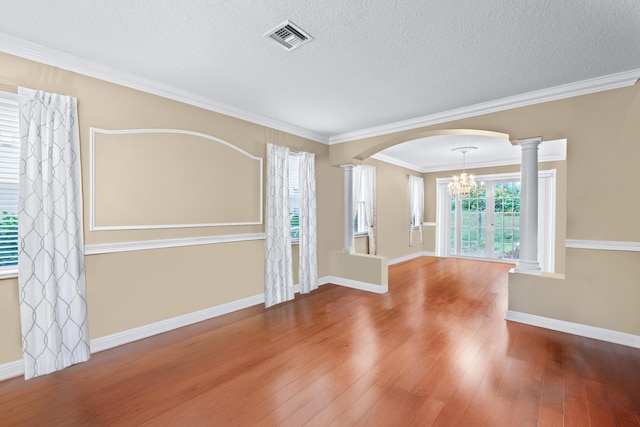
264, 20, 313, 51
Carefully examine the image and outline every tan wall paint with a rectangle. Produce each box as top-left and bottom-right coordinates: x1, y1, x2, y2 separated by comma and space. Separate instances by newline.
361, 158, 427, 261
509, 249, 640, 336
1, 50, 638, 366
331, 83, 640, 336
0, 278, 21, 362
0, 53, 344, 365
329, 251, 388, 286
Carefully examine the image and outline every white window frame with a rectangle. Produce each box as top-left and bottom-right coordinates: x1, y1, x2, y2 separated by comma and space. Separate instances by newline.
354, 202, 369, 236
0, 91, 20, 278
288, 152, 300, 242
436, 170, 556, 272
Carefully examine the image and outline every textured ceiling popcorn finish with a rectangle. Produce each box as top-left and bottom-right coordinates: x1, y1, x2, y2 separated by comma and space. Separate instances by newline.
0, 1, 638, 168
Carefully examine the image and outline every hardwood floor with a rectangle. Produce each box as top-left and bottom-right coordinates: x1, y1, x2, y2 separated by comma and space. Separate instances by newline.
1, 257, 639, 426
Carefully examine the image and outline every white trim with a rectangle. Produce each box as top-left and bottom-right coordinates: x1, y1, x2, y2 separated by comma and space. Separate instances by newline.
0, 33, 328, 144
329, 70, 640, 144
505, 310, 640, 349
565, 239, 640, 252
320, 275, 388, 294
91, 293, 266, 353
449, 254, 517, 265
422, 222, 437, 226
84, 233, 265, 255
90, 127, 263, 231
0, 360, 23, 381
388, 251, 435, 265
372, 147, 566, 173
1, 34, 638, 147
0, 268, 17, 279
0, 281, 328, 381
370, 153, 423, 172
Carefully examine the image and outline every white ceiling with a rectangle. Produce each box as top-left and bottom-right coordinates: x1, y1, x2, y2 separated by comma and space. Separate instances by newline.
373, 135, 566, 173
0, 1, 638, 168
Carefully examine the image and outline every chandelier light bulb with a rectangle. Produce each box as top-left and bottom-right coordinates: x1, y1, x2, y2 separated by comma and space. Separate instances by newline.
448, 147, 478, 198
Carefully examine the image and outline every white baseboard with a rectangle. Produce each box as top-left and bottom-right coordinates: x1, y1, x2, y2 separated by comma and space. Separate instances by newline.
320, 275, 388, 294
91, 293, 266, 353
1, 277, 384, 382
388, 251, 435, 265
0, 360, 24, 381
0, 292, 268, 382
505, 310, 640, 349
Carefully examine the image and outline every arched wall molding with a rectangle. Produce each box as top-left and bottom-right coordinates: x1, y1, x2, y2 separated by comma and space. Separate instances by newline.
352, 128, 510, 163
89, 127, 263, 231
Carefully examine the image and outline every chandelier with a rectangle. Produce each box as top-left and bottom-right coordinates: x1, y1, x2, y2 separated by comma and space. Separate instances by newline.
448, 147, 477, 198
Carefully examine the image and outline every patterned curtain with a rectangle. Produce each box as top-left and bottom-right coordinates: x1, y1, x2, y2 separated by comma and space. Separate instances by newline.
298, 152, 317, 294
18, 87, 90, 379
264, 144, 293, 307
353, 165, 377, 255
360, 165, 376, 255
409, 175, 424, 246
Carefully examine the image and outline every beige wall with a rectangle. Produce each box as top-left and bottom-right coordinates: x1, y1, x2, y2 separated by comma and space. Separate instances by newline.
0, 53, 344, 365
1, 50, 638, 367
332, 83, 640, 336
356, 158, 427, 260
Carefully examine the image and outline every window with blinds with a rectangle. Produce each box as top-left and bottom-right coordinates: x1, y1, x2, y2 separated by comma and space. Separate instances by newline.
0, 92, 20, 270
288, 152, 300, 240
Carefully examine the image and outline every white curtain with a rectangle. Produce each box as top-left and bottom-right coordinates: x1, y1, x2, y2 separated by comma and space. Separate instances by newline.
409, 175, 424, 246
18, 87, 90, 379
264, 144, 294, 308
298, 152, 318, 294
353, 165, 377, 255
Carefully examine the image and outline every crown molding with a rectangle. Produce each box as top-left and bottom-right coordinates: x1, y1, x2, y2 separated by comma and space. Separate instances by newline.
0, 32, 330, 144
329, 69, 640, 144
372, 144, 566, 173
2, 32, 637, 147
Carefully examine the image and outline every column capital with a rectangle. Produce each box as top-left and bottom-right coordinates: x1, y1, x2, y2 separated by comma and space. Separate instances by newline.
517, 137, 542, 149
340, 164, 356, 170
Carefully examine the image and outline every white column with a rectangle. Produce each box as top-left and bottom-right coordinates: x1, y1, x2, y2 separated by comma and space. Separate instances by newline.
341, 164, 355, 254
454, 196, 461, 254
515, 137, 542, 274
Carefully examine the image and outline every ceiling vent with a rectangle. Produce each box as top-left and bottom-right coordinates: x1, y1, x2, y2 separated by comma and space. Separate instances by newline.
265, 20, 313, 51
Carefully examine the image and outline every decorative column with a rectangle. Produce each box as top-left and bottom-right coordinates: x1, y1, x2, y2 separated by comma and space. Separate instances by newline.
515, 137, 542, 274
341, 164, 355, 254
454, 197, 461, 254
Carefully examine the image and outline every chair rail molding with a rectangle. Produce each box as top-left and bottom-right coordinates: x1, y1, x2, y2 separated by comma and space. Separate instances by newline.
565, 239, 640, 252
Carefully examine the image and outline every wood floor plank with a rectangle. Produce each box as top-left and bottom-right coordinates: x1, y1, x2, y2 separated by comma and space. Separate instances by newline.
1, 257, 640, 426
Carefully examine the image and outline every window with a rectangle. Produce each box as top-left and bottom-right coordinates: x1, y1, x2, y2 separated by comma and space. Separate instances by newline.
354, 203, 368, 234
0, 92, 20, 272
353, 165, 376, 236
436, 170, 556, 272
408, 175, 424, 229
288, 153, 300, 240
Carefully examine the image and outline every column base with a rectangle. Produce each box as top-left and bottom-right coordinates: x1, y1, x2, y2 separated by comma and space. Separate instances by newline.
514, 259, 541, 275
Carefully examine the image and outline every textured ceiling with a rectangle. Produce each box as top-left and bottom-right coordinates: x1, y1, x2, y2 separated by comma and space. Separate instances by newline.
0, 1, 639, 167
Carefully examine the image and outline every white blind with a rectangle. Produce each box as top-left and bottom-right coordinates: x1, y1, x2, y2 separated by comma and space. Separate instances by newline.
288, 152, 300, 239
0, 92, 19, 269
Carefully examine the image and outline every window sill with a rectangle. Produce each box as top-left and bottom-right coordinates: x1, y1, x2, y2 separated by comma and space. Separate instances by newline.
0, 269, 18, 280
